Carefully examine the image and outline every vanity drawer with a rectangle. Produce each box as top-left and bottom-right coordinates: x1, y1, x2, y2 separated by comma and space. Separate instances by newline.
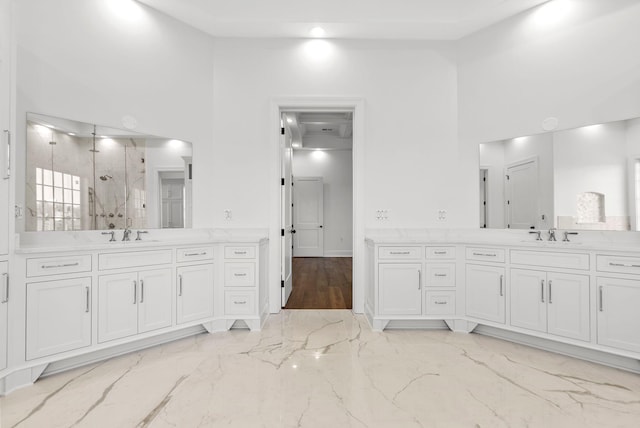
27, 254, 92, 277
224, 291, 256, 316
425, 246, 456, 260
177, 246, 214, 263
597, 255, 640, 275
224, 262, 256, 287
224, 246, 256, 259
511, 250, 589, 270
425, 291, 456, 315
466, 247, 505, 263
378, 246, 421, 260
98, 249, 173, 270
426, 263, 456, 287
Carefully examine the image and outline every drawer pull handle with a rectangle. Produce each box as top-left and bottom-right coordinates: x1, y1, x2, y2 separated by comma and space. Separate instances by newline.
178, 275, 183, 296
434, 273, 447, 277
140, 279, 144, 303
234, 251, 247, 255
1, 273, 8, 303
499, 275, 504, 297
85, 286, 90, 313
390, 251, 411, 255
418, 269, 421, 290
599, 286, 604, 312
609, 262, 640, 268
234, 273, 247, 277
541, 279, 545, 303
234, 300, 247, 305
548, 280, 552, 304
41, 262, 80, 269
185, 252, 207, 256
434, 251, 447, 255
133, 280, 137, 304
434, 301, 447, 305
473, 252, 496, 257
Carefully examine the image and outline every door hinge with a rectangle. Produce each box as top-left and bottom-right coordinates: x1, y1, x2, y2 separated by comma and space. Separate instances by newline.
506, 175, 510, 180
281, 229, 285, 237
281, 280, 284, 288
281, 178, 285, 185
507, 200, 510, 205
281, 127, 285, 135
507, 224, 511, 228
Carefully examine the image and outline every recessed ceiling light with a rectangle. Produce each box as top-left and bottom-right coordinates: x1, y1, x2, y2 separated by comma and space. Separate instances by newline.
68, 132, 76, 136
287, 117, 293, 123
310, 27, 326, 38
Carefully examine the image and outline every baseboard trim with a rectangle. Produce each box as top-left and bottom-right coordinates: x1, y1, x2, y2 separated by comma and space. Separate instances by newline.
323, 250, 353, 257
42, 325, 207, 378
474, 325, 640, 374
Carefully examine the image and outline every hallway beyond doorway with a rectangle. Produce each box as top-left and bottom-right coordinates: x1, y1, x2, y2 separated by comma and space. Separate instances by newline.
285, 258, 352, 309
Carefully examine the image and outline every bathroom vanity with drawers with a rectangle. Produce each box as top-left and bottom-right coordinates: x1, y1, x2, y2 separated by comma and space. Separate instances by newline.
0, 229, 268, 395
365, 231, 640, 372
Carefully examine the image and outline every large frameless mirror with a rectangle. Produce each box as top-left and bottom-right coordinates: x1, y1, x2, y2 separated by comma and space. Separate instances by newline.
479, 117, 640, 231
26, 113, 193, 231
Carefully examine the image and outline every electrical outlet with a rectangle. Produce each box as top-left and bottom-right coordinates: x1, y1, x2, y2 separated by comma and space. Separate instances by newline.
376, 209, 389, 220
224, 209, 232, 221
15, 204, 23, 219
437, 209, 447, 221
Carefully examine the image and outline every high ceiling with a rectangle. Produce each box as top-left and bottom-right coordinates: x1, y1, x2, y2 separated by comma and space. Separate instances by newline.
136, 0, 550, 40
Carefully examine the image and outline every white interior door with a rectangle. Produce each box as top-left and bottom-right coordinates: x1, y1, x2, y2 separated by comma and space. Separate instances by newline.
160, 177, 184, 228
281, 120, 293, 307
479, 169, 488, 228
293, 176, 324, 257
506, 159, 538, 229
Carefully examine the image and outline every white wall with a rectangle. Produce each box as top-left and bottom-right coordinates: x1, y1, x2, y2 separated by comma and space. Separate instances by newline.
458, 0, 640, 224
292, 149, 353, 256
210, 38, 460, 230
14, 0, 215, 230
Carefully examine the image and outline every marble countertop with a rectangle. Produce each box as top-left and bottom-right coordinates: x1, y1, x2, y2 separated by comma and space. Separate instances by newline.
364, 228, 640, 253
15, 228, 269, 254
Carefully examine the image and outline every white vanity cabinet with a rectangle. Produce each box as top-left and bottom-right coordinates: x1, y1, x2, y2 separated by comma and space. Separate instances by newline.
465, 247, 506, 324
98, 269, 172, 343
26, 277, 92, 360
596, 254, 640, 353
223, 245, 259, 322
378, 263, 422, 315
510, 269, 590, 341
176, 263, 214, 324
1, 261, 8, 370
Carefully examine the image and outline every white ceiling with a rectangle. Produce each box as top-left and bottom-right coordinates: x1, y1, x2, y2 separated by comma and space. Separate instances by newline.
136, 0, 550, 40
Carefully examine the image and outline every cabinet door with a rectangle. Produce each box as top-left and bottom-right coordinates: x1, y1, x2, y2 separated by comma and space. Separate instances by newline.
138, 269, 172, 333
177, 264, 214, 324
26, 277, 92, 360
597, 277, 640, 353
547, 272, 590, 342
465, 264, 505, 324
0, 262, 7, 370
98, 273, 138, 343
510, 268, 546, 333
378, 263, 422, 315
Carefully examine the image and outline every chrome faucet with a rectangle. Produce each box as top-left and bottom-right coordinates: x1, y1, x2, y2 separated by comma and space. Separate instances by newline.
548, 228, 557, 241
102, 231, 116, 242
122, 228, 131, 241
563, 231, 578, 242
529, 230, 542, 241
136, 230, 149, 241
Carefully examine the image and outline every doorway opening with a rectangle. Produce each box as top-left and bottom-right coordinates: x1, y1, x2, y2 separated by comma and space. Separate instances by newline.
159, 171, 185, 228
280, 111, 353, 309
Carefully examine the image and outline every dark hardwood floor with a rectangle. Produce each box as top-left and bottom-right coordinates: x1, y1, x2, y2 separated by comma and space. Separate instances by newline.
284, 257, 352, 309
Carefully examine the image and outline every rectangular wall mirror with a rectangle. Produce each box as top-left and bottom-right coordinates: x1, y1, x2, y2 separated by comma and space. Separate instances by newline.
479, 117, 640, 231
26, 113, 193, 231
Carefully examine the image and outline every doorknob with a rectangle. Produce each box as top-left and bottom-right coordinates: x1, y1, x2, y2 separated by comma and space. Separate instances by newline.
290, 229, 296, 234
319, 225, 323, 228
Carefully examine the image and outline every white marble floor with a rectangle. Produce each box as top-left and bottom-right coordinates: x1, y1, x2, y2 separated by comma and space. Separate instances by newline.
2, 310, 640, 427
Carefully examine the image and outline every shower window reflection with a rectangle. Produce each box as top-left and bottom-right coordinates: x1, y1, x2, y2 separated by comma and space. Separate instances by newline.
35, 167, 81, 231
